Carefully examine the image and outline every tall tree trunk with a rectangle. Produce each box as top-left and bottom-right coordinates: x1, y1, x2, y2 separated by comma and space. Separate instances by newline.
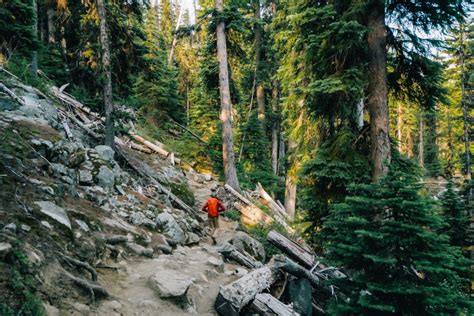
397, 102, 402, 151
271, 79, 279, 174
254, 1, 265, 121
31, 0, 38, 77
418, 113, 424, 168
278, 133, 285, 176
460, 24, 472, 179
356, 98, 364, 130
367, 1, 390, 181
215, 0, 240, 191
96, 0, 114, 148
284, 140, 296, 219
167, 0, 183, 65
47, 6, 55, 43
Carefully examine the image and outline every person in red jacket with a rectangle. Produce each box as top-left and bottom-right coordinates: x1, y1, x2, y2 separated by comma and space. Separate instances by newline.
201, 194, 225, 243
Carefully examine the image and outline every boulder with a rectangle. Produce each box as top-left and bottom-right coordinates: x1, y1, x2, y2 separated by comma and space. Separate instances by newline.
231, 231, 266, 262
3, 222, 17, 234
34, 201, 71, 229
185, 232, 200, 245
207, 256, 224, 273
285, 278, 312, 316
148, 269, 193, 298
129, 212, 146, 225
94, 145, 115, 162
0, 242, 12, 257
79, 169, 93, 185
156, 213, 186, 245
50, 163, 68, 176
75, 220, 90, 232
95, 165, 115, 190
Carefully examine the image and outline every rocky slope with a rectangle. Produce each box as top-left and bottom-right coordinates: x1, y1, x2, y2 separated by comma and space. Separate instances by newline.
0, 74, 266, 315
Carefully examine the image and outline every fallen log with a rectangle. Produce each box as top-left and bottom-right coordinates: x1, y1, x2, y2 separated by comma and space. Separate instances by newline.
215, 266, 282, 316
170, 119, 207, 144
250, 293, 299, 316
234, 202, 273, 226
60, 110, 101, 139
218, 242, 263, 269
225, 184, 252, 205
130, 134, 182, 164
250, 293, 300, 316
50, 85, 102, 120
115, 145, 202, 221
0, 83, 25, 106
257, 182, 290, 220
267, 231, 346, 280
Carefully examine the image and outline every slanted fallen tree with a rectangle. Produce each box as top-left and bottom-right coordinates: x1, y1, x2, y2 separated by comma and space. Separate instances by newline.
215, 266, 282, 316
250, 293, 299, 316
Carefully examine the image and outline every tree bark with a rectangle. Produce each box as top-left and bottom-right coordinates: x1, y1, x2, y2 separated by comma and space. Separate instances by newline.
96, 0, 114, 148
284, 140, 296, 219
31, 0, 38, 77
356, 98, 364, 130
167, 0, 183, 65
459, 23, 472, 179
47, 6, 55, 43
418, 113, 424, 168
215, 0, 240, 191
215, 266, 282, 316
367, 1, 390, 181
250, 293, 299, 316
271, 79, 279, 174
254, 1, 265, 122
397, 101, 402, 151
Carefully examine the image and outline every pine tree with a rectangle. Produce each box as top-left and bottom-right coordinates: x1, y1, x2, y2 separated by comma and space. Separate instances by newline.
323, 156, 472, 314
134, 8, 183, 123
440, 180, 472, 249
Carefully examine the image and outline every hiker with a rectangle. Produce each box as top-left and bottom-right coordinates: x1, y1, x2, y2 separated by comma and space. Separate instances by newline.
201, 193, 225, 243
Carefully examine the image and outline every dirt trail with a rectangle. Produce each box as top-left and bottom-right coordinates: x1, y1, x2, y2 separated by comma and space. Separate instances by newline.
90, 175, 241, 315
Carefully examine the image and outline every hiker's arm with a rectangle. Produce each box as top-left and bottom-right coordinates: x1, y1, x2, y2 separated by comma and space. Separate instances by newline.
201, 202, 209, 212
218, 201, 226, 212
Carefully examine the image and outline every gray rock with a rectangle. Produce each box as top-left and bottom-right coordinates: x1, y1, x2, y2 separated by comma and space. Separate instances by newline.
154, 244, 173, 255
72, 302, 90, 314
148, 269, 193, 298
94, 145, 115, 162
0, 242, 12, 257
51, 163, 68, 176
79, 169, 93, 185
42, 303, 59, 316
41, 221, 52, 230
20, 224, 31, 232
185, 232, 200, 245
30, 138, 53, 150
34, 201, 71, 229
204, 174, 212, 181
156, 213, 186, 245
115, 185, 126, 195
75, 220, 90, 232
231, 231, 266, 262
126, 242, 153, 258
207, 256, 224, 273
3, 222, 17, 234
287, 278, 313, 316
96, 165, 115, 190
41, 186, 55, 195
129, 212, 146, 225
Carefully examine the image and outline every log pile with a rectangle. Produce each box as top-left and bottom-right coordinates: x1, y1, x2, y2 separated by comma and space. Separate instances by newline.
215, 230, 347, 315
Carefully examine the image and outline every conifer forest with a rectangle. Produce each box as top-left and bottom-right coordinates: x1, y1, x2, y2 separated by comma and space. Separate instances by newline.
0, 0, 473, 315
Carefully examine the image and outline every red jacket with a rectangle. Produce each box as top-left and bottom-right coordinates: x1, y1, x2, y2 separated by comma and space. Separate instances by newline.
202, 197, 225, 217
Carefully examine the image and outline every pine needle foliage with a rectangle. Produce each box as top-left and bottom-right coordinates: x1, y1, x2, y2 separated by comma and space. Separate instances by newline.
323, 157, 472, 315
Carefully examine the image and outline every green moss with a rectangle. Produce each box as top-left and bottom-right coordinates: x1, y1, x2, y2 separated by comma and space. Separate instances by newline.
168, 181, 195, 206
0, 241, 45, 315
221, 209, 241, 222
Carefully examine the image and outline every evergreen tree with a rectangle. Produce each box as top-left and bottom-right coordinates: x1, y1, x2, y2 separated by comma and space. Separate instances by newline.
323, 157, 472, 314
0, 0, 38, 61
134, 8, 183, 123
440, 180, 472, 249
